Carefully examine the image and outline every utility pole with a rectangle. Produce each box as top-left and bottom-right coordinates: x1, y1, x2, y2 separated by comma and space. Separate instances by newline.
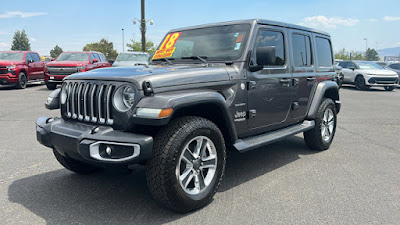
122, 28, 125, 52
141, 0, 146, 52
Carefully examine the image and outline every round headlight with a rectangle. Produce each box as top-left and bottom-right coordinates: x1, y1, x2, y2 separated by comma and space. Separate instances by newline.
113, 85, 135, 112
60, 84, 68, 104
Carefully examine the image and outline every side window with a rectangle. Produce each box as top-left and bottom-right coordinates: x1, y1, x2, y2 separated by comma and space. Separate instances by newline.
316, 37, 333, 67
338, 62, 347, 68
390, 64, 400, 70
90, 53, 95, 63
93, 53, 100, 62
99, 54, 107, 62
254, 30, 285, 66
292, 34, 313, 67
32, 53, 41, 62
25, 53, 33, 63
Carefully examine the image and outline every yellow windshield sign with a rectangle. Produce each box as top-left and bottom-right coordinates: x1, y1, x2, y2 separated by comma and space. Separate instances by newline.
152, 32, 181, 60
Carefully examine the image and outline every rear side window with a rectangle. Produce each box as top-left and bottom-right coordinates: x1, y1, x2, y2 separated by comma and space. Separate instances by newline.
99, 54, 107, 62
254, 30, 285, 66
32, 53, 41, 62
93, 53, 100, 62
316, 37, 333, 67
292, 34, 313, 67
338, 62, 347, 68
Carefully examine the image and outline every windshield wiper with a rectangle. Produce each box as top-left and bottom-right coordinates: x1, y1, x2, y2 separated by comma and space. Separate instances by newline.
181, 56, 208, 63
152, 57, 174, 65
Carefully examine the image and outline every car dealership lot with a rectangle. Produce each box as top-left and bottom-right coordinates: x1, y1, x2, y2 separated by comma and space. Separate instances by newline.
0, 84, 399, 224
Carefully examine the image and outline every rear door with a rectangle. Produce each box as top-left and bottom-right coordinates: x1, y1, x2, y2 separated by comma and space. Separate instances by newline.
288, 30, 316, 119
31, 53, 44, 80
247, 26, 296, 131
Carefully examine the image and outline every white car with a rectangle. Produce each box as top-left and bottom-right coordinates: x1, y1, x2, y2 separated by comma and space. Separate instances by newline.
112, 52, 149, 67
337, 61, 399, 91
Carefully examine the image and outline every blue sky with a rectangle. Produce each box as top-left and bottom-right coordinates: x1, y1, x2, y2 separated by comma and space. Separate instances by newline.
0, 0, 399, 56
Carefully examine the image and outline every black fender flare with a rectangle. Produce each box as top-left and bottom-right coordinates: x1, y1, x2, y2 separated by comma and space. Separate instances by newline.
134, 90, 238, 142
306, 81, 341, 119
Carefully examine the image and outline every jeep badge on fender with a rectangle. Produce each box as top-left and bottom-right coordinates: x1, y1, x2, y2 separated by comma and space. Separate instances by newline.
36, 19, 340, 213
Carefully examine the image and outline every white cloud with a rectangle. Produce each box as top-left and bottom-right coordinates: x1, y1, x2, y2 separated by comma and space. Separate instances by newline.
30, 37, 37, 42
0, 11, 47, 19
0, 42, 8, 47
367, 18, 378, 22
383, 16, 400, 21
299, 16, 359, 29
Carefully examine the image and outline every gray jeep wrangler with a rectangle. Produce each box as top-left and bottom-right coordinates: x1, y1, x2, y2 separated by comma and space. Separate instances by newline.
37, 19, 341, 213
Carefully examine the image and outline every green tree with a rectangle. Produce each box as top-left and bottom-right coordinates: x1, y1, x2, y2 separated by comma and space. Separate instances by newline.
83, 38, 118, 59
11, 29, 31, 51
126, 39, 156, 54
364, 48, 380, 61
50, 45, 63, 58
335, 48, 350, 60
351, 51, 364, 60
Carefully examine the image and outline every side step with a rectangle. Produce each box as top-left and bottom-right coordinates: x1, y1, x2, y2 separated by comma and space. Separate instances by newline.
233, 120, 315, 153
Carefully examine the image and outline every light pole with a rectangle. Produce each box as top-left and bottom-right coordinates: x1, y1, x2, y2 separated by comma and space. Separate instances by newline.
133, 0, 153, 52
363, 38, 368, 52
122, 28, 125, 52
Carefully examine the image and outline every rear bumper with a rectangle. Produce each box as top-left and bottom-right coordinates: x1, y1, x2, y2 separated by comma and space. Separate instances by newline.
36, 116, 153, 167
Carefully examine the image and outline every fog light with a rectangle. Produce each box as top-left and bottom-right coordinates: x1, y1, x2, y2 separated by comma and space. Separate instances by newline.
106, 146, 112, 155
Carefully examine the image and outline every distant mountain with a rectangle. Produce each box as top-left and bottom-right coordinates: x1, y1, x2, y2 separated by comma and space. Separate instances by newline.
377, 47, 400, 57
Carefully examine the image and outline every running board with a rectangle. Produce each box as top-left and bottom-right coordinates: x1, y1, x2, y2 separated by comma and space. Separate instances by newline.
233, 120, 315, 153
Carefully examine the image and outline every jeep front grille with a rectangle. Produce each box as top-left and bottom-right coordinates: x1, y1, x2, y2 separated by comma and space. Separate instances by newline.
64, 82, 115, 125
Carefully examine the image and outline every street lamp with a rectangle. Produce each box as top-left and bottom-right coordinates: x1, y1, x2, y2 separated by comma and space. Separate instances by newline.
132, 0, 154, 52
363, 38, 368, 52
122, 28, 125, 52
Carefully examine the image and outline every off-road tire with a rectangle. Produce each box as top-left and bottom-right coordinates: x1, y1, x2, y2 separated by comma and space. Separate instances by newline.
45, 81, 57, 90
146, 116, 226, 213
16, 72, 27, 89
384, 86, 395, 91
304, 98, 337, 151
53, 149, 98, 175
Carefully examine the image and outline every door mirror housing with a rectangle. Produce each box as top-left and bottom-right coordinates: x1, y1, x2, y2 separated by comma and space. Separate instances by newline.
27, 59, 34, 64
348, 66, 355, 70
248, 47, 276, 72
92, 58, 98, 63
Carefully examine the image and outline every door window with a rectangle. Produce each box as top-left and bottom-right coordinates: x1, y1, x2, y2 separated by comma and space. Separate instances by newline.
25, 53, 33, 63
292, 34, 313, 67
254, 30, 285, 66
315, 37, 333, 67
32, 53, 41, 62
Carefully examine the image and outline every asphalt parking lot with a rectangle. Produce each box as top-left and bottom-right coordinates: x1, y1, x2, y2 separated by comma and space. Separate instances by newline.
0, 84, 399, 224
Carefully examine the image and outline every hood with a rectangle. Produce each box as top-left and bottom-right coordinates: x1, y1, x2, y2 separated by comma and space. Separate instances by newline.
66, 65, 230, 89
46, 61, 88, 67
359, 69, 398, 76
0, 60, 24, 66
112, 61, 148, 67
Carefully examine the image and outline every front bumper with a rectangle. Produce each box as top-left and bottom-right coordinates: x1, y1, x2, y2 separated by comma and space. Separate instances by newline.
0, 74, 18, 85
365, 75, 399, 86
36, 116, 153, 167
45, 73, 67, 83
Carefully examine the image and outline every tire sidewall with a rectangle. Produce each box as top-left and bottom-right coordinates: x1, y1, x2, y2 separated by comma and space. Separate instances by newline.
167, 121, 226, 209
316, 99, 337, 148
18, 72, 27, 89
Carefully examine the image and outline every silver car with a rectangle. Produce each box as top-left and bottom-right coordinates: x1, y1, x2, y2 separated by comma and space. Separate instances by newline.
386, 63, 400, 76
112, 52, 149, 67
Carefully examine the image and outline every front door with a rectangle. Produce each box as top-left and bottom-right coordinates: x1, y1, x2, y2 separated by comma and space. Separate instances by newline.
247, 27, 295, 131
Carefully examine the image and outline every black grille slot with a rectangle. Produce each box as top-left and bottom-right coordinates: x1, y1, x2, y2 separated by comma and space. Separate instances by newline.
64, 81, 114, 125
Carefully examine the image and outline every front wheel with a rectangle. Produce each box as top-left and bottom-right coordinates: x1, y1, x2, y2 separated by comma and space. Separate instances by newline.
16, 72, 27, 89
146, 116, 226, 213
384, 86, 395, 91
304, 98, 337, 151
355, 75, 368, 90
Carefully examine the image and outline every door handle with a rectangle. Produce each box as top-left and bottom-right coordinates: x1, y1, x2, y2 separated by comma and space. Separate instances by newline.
307, 77, 316, 82
279, 78, 291, 87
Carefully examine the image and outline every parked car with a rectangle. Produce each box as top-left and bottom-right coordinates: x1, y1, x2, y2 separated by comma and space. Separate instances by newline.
338, 60, 398, 91
112, 52, 149, 67
44, 51, 111, 90
0, 51, 47, 89
37, 19, 341, 213
374, 61, 388, 68
386, 63, 400, 76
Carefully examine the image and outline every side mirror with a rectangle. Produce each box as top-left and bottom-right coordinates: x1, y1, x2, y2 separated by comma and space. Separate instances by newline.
348, 66, 355, 70
249, 47, 276, 72
27, 59, 34, 64
92, 58, 98, 63
45, 88, 61, 110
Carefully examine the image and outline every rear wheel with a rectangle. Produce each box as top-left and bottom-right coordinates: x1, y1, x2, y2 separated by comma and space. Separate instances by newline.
16, 72, 27, 89
384, 86, 395, 91
146, 116, 226, 213
355, 75, 368, 90
53, 149, 98, 175
304, 98, 337, 151
45, 81, 57, 90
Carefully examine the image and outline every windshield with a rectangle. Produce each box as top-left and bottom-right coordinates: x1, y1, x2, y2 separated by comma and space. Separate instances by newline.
356, 61, 383, 70
0, 52, 24, 61
151, 24, 250, 63
116, 53, 148, 62
57, 53, 89, 62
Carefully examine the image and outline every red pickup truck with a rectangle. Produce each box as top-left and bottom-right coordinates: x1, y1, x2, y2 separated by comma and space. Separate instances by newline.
44, 51, 111, 90
0, 51, 46, 89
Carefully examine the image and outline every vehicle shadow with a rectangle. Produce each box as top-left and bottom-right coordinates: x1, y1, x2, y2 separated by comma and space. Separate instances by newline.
8, 136, 317, 224
341, 85, 389, 92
